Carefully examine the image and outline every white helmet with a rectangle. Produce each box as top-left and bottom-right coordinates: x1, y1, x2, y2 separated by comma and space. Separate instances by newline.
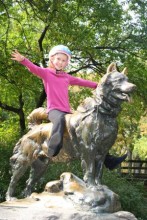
49, 45, 71, 62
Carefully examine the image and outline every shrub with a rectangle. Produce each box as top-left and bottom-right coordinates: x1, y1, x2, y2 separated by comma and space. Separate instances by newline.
0, 144, 13, 201
103, 169, 147, 219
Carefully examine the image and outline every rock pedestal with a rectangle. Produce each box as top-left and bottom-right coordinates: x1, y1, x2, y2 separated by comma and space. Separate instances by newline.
1, 172, 137, 220
0, 198, 137, 220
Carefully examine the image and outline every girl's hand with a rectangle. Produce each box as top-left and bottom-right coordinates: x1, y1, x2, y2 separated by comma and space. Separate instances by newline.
11, 49, 25, 62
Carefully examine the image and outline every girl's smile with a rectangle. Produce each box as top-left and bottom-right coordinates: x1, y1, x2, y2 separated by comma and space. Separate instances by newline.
51, 53, 68, 70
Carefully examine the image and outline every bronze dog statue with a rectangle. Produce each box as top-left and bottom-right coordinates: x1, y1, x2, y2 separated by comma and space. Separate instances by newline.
6, 63, 136, 201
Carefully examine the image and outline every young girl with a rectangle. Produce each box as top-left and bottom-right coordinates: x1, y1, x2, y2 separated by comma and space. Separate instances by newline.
11, 45, 127, 167
11, 45, 98, 157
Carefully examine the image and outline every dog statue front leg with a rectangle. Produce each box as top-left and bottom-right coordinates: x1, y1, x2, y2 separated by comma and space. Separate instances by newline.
81, 152, 97, 186
23, 157, 50, 197
6, 153, 30, 201
95, 155, 105, 185
6, 178, 17, 201
6, 162, 29, 201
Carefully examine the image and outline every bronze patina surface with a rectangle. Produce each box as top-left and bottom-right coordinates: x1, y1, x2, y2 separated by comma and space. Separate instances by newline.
6, 63, 136, 202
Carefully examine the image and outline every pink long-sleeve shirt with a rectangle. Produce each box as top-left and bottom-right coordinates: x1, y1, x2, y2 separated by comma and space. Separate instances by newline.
21, 58, 98, 113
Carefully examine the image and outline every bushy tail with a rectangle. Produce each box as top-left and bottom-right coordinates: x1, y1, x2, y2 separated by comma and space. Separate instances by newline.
27, 107, 48, 129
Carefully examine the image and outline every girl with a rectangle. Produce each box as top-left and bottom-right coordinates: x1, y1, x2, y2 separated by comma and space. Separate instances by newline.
11, 45, 127, 167
11, 45, 97, 157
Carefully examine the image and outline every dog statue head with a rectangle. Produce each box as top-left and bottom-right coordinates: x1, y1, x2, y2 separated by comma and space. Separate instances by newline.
95, 63, 136, 115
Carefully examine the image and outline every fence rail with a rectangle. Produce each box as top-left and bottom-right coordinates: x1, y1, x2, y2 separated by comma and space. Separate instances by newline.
120, 160, 147, 184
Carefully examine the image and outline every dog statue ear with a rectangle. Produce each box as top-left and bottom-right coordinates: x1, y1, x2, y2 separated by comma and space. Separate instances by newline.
107, 62, 117, 73
122, 67, 127, 75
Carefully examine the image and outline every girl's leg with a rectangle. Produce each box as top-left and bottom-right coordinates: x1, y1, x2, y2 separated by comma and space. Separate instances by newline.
48, 110, 67, 157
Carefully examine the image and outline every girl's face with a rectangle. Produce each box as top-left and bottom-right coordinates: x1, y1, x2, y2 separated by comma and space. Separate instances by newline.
50, 53, 68, 70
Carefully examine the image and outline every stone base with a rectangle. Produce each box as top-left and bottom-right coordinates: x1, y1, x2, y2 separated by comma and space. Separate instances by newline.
0, 198, 137, 220
3, 172, 137, 219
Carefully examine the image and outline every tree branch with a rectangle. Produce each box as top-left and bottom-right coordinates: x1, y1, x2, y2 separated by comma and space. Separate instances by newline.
38, 25, 50, 53
0, 101, 20, 114
0, 94, 26, 133
36, 88, 46, 108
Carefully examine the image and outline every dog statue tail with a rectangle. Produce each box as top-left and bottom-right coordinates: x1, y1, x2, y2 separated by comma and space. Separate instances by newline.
27, 107, 48, 129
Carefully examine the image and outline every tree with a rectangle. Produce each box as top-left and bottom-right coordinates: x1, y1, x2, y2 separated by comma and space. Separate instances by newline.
0, 0, 146, 138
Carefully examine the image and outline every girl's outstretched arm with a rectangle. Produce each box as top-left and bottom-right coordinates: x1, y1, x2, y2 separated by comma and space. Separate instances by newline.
11, 49, 25, 62
11, 49, 47, 79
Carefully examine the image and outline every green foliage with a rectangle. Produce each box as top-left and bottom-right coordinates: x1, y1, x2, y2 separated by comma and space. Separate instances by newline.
103, 169, 147, 219
133, 136, 147, 160
111, 94, 145, 156
0, 111, 22, 142
0, 140, 17, 201
0, 0, 147, 137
